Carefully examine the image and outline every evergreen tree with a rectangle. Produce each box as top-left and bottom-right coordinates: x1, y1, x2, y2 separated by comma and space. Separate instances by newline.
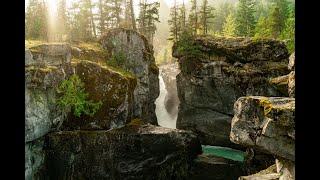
189, 0, 199, 36
269, 6, 282, 38
254, 16, 272, 39
68, 0, 94, 41
25, 0, 48, 40
137, 1, 160, 43
236, 0, 256, 37
168, 0, 179, 42
222, 13, 236, 37
212, 2, 234, 34
280, 5, 295, 53
125, 0, 136, 29
199, 0, 215, 35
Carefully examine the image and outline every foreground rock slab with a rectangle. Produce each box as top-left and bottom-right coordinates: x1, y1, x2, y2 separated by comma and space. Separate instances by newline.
230, 96, 295, 161
44, 124, 201, 179
190, 154, 244, 180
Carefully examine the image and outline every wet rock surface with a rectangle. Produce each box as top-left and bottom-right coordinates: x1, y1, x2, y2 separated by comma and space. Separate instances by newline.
100, 28, 160, 125
173, 37, 290, 147
44, 124, 201, 179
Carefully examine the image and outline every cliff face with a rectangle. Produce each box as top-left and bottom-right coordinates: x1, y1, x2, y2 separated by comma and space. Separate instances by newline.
173, 36, 290, 147
100, 29, 160, 125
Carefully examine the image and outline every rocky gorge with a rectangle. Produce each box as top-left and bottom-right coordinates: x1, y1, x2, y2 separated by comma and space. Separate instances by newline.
25, 29, 295, 180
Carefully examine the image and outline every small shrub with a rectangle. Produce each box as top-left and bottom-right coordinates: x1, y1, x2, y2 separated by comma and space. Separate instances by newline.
56, 74, 102, 117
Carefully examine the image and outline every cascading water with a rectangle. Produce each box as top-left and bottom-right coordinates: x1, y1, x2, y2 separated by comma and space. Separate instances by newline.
155, 70, 177, 129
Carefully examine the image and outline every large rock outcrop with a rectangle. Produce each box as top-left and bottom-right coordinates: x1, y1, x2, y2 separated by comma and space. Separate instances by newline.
61, 60, 137, 130
25, 43, 137, 179
173, 36, 290, 147
44, 123, 201, 179
100, 28, 160, 125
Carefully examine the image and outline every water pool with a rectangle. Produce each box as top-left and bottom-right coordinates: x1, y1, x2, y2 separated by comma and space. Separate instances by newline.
201, 145, 245, 162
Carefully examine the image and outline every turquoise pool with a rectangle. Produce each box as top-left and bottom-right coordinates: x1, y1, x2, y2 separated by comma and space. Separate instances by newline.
201, 145, 245, 162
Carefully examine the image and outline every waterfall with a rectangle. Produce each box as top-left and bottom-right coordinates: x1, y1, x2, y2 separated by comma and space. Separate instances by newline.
155, 72, 177, 129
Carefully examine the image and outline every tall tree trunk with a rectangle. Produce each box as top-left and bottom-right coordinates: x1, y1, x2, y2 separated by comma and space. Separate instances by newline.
88, 0, 97, 38
130, 0, 136, 30
98, 0, 105, 34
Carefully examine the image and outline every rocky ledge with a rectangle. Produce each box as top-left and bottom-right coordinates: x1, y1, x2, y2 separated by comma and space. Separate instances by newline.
44, 123, 201, 179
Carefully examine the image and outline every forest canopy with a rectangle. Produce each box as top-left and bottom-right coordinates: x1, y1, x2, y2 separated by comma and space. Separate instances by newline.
25, 0, 295, 62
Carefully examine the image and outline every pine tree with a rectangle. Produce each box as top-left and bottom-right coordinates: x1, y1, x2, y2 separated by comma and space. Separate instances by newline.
168, 0, 179, 42
125, 0, 136, 29
269, 6, 282, 38
137, 1, 160, 43
189, 0, 199, 36
280, 5, 295, 53
68, 0, 94, 41
199, 0, 215, 35
212, 2, 234, 34
236, 0, 256, 37
25, 0, 48, 40
222, 13, 236, 37
254, 16, 272, 39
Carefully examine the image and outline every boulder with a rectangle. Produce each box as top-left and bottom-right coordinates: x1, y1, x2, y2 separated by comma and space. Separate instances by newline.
173, 36, 290, 147
269, 75, 289, 97
44, 123, 202, 179
230, 96, 295, 161
29, 43, 72, 66
190, 154, 244, 180
100, 28, 159, 124
61, 60, 137, 130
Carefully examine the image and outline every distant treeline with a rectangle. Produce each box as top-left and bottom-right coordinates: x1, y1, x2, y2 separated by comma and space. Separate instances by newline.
25, 0, 160, 44
168, 0, 295, 52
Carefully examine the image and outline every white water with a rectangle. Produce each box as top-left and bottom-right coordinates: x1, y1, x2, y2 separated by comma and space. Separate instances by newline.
155, 74, 177, 129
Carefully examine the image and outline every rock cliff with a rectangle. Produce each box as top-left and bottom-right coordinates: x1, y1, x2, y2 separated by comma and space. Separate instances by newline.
173, 36, 290, 147
100, 28, 160, 124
